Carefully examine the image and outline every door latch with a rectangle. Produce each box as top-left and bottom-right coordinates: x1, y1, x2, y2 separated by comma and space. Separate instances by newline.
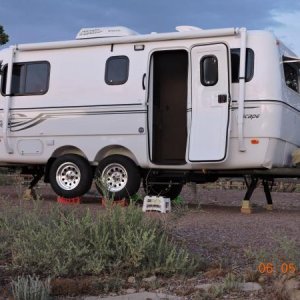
218, 94, 227, 103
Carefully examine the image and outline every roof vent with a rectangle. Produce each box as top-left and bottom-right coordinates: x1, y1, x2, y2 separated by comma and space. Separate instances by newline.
76, 26, 138, 40
176, 26, 203, 32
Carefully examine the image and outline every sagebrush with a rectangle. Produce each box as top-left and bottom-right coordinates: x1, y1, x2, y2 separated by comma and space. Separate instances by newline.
0, 202, 199, 277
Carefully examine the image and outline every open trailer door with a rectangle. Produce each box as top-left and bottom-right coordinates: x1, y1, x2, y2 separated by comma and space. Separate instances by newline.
188, 43, 231, 162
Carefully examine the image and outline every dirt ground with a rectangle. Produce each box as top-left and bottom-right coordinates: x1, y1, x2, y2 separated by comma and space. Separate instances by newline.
0, 182, 300, 299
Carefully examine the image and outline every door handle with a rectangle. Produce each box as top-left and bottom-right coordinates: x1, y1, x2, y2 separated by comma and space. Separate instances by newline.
218, 94, 227, 103
142, 73, 146, 90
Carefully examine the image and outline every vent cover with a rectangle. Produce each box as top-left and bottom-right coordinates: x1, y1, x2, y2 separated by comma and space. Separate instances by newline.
76, 26, 138, 39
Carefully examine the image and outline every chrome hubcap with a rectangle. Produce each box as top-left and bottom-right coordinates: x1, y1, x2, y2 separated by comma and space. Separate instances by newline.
102, 163, 128, 192
56, 162, 81, 190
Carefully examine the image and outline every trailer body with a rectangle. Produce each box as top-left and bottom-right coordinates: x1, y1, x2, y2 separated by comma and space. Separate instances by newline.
0, 26, 299, 198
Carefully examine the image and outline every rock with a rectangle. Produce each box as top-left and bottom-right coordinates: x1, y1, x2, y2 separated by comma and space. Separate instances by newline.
258, 276, 266, 284
187, 277, 197, 282
127, 276, 136, 284
285, 278, 300, 300
195, 283, 212, 291
126, 288, 136, 294
240, 282, 262, 292
90, 292, 181, 300
142, 275, 157, 283
274, 276, 300, 300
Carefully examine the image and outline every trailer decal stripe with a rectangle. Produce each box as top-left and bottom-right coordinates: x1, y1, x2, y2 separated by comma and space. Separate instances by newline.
231, 99, 300, 113
6, 110, 147, 132
5, 103, 144, 111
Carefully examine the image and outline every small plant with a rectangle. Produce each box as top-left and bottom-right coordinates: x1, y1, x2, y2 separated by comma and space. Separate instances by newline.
11, 275, 51, 300
196, 273, 241, 300
208, 284, 225, 298
95, 175, 111, 200
172, 195, 183, 205
130, 193, 143, 205
222, 273, 241, 292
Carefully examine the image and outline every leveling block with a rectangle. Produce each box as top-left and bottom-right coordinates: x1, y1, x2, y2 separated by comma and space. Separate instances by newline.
57, 196, 81, 205
241, 200, 252, 214
142, 196, 171, 213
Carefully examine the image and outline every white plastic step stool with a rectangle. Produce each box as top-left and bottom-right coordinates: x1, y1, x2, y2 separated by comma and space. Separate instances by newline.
142, 196, 171, 213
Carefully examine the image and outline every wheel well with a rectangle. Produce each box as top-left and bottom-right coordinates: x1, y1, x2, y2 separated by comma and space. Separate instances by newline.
94, 145, 139, 165
44, 146, 89, 183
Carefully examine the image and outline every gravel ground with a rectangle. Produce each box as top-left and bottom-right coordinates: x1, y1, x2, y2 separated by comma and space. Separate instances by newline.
178, 185, 300, 267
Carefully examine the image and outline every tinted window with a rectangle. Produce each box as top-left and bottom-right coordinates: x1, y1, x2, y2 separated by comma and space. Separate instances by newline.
1, 61, 50, 96
105, 56, 129, 85
25, 63, 49, 94
200, 55, 218, 86
283, 59, 299, 92
11, 64, 25, 94
0, 65, 7, 95
231, 48, 254, 83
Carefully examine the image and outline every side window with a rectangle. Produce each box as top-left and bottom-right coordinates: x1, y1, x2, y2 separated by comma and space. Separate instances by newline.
105, 56, 129, 85
231, 48, 254, 83
283, 57, 299, 93
1, 61, 50, 96
200, 55, 218, 86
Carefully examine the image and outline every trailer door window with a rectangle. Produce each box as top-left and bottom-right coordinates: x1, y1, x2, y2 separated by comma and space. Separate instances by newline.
231, 48, 254, 83
200, 55, 218, 86
1, 61, 50, 96
105, 56, 129, 85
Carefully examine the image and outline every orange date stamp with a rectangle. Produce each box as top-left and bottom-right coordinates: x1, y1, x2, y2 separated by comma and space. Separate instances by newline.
258, 262, 298, 275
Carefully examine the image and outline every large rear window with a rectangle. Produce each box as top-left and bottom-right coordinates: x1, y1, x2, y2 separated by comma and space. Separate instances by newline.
1, 61, 50, 96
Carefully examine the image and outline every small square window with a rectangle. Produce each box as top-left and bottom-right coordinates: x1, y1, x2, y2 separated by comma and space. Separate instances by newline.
105, 56, 129, 85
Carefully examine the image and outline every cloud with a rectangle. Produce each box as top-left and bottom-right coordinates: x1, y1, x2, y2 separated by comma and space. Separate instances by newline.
267, 9, 300, 55
1, 0, 300, 50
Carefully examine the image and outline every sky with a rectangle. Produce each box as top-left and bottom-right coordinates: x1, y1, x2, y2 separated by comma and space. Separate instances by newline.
1, 0, 300, 54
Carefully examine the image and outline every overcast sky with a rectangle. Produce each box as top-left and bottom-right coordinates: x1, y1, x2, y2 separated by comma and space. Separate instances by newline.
1, 0, 300, 54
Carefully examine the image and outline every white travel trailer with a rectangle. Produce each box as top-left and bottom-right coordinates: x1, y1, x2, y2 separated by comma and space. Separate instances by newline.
0, 26, 300, 200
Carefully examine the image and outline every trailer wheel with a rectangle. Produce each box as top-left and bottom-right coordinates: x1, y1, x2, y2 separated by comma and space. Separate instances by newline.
95, 155, 141, 200
143, 180, 183, 200
49, 154, 93, 198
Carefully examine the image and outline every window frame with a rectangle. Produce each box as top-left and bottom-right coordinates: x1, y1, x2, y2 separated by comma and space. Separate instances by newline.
0, 61, 50, 97
200, 55, 219, 86
105, 55, 129, 85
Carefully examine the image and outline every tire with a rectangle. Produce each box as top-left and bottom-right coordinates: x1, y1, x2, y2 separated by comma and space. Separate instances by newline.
95, 155, 141, 200
143, 179, 183, 200
49, 154, 93, 198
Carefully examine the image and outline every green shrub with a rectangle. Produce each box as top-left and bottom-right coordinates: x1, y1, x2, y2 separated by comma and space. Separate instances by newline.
1, 203, 199, 278
11, 275, 51, 300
